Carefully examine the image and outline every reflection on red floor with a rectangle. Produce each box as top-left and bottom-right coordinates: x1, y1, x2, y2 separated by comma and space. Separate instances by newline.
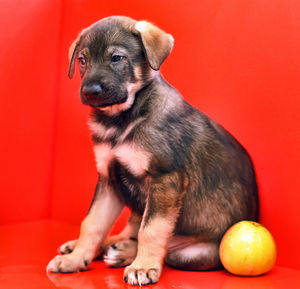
0, 220, 299, 289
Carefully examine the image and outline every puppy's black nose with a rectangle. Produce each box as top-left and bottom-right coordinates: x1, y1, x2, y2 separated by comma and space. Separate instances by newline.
82, 84, 102, 100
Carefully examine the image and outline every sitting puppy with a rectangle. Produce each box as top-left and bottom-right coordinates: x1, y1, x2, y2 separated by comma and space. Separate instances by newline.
47, 16, 259, 285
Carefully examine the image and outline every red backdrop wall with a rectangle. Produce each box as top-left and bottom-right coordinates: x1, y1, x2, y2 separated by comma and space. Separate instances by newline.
0, 0, 62, 223
0, 0, 299, 270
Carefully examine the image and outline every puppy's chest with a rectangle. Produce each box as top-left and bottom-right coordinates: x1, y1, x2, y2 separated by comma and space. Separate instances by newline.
93, 139, 150, 213
90, 121, 151, 179
93, 142, 151, 178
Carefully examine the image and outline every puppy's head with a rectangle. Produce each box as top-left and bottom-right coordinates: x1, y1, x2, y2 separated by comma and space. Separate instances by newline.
68, 16, 174, 114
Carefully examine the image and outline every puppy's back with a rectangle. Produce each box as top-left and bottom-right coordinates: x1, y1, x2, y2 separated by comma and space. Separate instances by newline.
136, 76, 259, 240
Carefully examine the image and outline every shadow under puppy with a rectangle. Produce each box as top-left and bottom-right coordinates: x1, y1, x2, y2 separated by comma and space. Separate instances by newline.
47, 16, 259, 286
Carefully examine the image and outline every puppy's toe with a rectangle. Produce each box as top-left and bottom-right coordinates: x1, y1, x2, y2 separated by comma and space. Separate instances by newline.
103, 239, 137, 268
47, 255, 62, 273
58, 239, 77, 254
136, 270, 150, 285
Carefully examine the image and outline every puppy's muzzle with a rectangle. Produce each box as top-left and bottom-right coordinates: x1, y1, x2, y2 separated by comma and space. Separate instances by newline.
81, 84, 127, 108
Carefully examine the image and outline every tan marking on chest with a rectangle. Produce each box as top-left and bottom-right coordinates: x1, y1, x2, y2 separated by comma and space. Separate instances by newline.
93, 142, 151, 177
114, 143, 151, 176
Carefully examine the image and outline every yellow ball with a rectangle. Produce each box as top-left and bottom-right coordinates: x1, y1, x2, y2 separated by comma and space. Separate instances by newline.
219, 221, 277, 276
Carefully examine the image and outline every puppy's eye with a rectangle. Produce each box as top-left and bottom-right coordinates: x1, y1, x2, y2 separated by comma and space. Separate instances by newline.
111, 55, 126, 63
78, 57, 86, 66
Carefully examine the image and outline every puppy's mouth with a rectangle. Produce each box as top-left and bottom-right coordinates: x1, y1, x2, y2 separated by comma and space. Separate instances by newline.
81, 93, 128, 109
90, 97, 127, 108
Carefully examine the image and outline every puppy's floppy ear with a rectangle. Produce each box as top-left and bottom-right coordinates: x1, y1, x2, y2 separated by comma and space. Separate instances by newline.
135, 21, 174, 71
68, 33, 82, 79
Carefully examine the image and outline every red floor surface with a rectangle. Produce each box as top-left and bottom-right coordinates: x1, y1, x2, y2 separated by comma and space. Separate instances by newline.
0, 220, 299, 289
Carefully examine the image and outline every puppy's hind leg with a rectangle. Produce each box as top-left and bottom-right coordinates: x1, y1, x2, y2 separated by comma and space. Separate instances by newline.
103, 211, 141, 268
166, 241, 221, 271
104, 239, 138, 267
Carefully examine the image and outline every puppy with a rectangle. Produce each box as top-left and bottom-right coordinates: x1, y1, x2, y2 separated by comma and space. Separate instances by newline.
47, 16, 259, 285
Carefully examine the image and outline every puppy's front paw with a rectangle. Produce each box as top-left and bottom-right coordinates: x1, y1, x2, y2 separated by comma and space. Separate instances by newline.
47, 254, 90, 273
104, 239, 137, 268
123, 263, 162, 286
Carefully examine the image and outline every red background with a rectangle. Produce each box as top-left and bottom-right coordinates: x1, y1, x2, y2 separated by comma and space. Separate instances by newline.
0, 0, 299, 271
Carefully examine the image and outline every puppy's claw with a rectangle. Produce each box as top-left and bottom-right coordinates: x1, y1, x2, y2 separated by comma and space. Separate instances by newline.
84, 260, 90, 267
